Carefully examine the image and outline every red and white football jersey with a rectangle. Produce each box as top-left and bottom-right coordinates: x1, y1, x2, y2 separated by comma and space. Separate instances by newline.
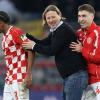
2, 26, 28, 84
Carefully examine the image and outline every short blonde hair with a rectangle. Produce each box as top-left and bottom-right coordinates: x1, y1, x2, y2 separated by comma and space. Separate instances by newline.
42, 5, 63, 27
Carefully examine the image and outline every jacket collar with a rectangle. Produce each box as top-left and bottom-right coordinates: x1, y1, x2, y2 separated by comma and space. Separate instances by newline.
50, 21, 63, 32
82, 22, 97, 34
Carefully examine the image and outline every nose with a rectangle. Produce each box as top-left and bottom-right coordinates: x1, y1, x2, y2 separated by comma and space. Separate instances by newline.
49, 18, 53, 23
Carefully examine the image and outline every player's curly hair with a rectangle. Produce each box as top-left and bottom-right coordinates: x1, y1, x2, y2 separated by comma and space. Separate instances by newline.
0, 11, 10, 24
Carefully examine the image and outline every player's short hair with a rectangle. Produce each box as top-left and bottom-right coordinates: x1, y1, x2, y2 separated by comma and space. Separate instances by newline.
78, 4, 95, 15
0, 11, 10, 24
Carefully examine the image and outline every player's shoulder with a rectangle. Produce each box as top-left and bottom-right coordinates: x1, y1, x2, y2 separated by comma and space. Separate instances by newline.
96, 25, 100, 31
11, 26, 23, 32
93, 25, 100, 34
10, 26, 24, 35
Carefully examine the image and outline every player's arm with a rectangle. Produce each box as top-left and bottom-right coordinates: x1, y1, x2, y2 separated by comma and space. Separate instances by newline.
19, 32, 35, 88
82, 30, 100, 64
24, 51, 35, 88
11, 28, 35, 88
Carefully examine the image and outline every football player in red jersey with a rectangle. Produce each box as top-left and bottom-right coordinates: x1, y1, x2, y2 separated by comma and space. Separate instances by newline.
0, 11, 35, 100
70, 4, 100, 100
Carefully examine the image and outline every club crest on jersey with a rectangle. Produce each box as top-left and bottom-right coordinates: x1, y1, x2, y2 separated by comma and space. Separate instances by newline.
87, 37, 92, 44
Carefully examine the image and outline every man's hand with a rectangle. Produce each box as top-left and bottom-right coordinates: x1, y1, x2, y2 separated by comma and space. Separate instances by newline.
69, 40, 83, 52
22, 40, 36, 50
23, 72, 32, 89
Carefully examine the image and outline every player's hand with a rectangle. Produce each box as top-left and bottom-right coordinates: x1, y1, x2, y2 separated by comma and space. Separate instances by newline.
23, 72, 32, 89
69, 40, 83, 52
22, 40, 36, 50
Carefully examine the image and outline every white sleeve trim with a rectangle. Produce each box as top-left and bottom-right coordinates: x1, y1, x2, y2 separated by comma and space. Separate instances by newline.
92, 30, 99, 55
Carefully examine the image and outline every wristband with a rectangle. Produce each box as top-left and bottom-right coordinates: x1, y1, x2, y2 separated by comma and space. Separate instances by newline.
32, 43, 36, 50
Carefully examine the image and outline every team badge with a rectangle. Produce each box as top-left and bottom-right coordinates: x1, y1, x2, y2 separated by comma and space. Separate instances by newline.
87, 37, 92, 44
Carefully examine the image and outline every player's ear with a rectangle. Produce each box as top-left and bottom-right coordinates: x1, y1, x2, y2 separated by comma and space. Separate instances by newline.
0, 21, 5, 29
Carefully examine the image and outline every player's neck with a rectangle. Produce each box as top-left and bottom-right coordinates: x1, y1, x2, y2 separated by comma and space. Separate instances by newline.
4, 24, 11, 33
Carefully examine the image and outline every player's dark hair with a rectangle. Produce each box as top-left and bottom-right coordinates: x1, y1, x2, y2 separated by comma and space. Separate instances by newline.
78, 4, 95, 15
0, 11, 10, 24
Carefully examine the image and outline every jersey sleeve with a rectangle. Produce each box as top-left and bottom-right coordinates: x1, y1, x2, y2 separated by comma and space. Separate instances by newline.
11, 27, 25, 45
82, 28, 100, 64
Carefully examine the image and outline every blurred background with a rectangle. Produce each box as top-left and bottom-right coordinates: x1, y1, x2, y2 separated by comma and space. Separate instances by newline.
0, 0, 100, 100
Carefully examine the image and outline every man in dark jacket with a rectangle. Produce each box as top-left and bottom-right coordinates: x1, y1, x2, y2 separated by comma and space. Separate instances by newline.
22, 5, 88, 100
